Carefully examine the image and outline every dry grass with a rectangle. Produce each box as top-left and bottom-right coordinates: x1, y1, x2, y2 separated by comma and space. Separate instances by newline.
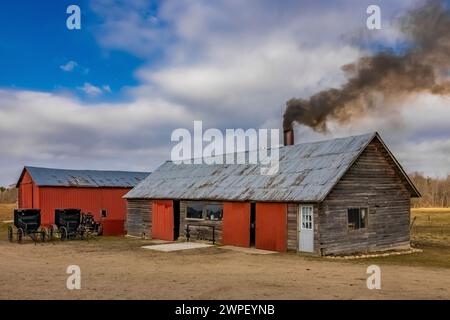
350, 208, 450, 269
411, 208, 450, 246
0, 203, 15, 234
0, 203, 15, 221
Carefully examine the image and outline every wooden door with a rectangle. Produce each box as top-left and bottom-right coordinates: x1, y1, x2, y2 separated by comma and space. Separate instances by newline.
223, 202, 251, 247
299, 206, 314, 252
255, 203, 287, 252
152, 200, 174, 241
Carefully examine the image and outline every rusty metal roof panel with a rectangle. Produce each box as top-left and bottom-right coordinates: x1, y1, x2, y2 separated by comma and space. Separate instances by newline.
125, 133, 377, 201
25, 166, 150, 188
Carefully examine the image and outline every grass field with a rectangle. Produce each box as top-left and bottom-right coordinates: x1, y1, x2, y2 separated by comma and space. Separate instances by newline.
338, 208, 450, 269
0, 203, 15, 234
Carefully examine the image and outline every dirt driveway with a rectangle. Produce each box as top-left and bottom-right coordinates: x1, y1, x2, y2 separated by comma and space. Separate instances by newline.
0, 237, 449, 300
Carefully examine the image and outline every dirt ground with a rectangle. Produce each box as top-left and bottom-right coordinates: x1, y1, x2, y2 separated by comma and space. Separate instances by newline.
0, 204, 449, 300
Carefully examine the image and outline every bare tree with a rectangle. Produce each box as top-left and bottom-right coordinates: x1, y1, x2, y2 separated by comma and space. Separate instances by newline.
410, 173, 450, 208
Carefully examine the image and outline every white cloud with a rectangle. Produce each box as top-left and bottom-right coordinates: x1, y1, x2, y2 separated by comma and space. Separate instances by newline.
1, 0, 448, 185
0, 89, 193, 184
102, 85, 112, 93
60, 60, 78, 72
78, 83, 111, 96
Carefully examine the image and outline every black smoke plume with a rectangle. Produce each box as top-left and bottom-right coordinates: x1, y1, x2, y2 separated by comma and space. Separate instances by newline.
283, 0, 450, 131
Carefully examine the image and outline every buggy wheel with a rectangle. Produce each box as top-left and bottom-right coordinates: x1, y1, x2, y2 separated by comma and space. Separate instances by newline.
97, 224, 103, 236
7, 226, 13, 242
50, 224, 58, 240
17, 228, 24, 243
43, 227, 52, 241
40, 229, 46, 242
60, 227, 68, 241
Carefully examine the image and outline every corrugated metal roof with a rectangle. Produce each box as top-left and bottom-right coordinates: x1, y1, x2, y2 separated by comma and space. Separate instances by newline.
125, 132, 379, 202
22, 166, 150, 188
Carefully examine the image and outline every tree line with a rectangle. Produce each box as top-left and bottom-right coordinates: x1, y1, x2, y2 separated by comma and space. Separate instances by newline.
0, 187, 17, 204
410, 173, 450, 208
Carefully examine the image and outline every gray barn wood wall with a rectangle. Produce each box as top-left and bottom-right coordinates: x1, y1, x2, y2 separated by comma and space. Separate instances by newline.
126, 199, 152, 238
319, 138, 411, 255
287, 203, 298, 251
179, 200, 223, 243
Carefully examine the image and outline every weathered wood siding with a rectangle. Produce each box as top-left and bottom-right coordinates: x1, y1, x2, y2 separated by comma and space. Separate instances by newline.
179, 201, 223, 243
287, 203, 297, 251
126, 199, 152, 238
319, 138, 411, 255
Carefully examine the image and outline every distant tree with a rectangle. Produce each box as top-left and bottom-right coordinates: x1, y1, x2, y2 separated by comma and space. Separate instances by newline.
410, 172, 450, 208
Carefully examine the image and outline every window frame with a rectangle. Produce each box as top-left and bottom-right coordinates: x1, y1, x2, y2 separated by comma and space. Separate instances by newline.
186, 201, 223, 221
300, 205, 314, 230
347, 207, 369, 231
101, 209, 108, 218
204, 203, 223, 221
186, 201, 205, 220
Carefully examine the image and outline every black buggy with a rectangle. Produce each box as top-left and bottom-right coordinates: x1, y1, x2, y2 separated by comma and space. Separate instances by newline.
51, 208, 81, 240
50, 209, 101, 240
8, 209, 46, 243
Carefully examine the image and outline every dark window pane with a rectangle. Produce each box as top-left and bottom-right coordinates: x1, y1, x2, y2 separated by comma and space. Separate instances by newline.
205, 203, 223, 221
187, 202, 204, 219
347, 208, 368, 230
360, 208, 367, 228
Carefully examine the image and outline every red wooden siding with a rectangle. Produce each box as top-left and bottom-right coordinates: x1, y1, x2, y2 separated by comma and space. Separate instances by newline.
255, 203, 287, 252
18, 171, 39, 209
222, 202, 251, 247
151, 200, 174, 241
37, 187, 130, 232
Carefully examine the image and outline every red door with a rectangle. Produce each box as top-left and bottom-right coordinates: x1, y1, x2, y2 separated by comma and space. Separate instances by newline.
223, 202, 251, 247
255, 203, 287, 252
152, 200, 174, 241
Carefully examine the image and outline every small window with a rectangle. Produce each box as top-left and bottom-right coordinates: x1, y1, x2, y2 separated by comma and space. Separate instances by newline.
186, 202, 204, 219
347, 208, 368, 230
186, 201, 223, 221
205, 203, 223, 221
101, 209, 108, 218
301, 206, 313, 230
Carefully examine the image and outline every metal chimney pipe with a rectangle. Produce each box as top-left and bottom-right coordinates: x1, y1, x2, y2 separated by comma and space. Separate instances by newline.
283, 129, 294, 146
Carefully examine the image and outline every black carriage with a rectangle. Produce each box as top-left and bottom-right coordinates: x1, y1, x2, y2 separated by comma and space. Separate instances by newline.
8, 209, 46, 243
79, 212, 102, 237
50, 209, 102, 240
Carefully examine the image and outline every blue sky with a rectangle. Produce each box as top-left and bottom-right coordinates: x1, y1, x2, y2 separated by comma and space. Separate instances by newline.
0, 0, 146, 100
0, 0, 449, 185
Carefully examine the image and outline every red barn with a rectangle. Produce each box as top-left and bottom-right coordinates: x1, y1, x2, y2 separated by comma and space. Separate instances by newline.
16, 166, 149, 235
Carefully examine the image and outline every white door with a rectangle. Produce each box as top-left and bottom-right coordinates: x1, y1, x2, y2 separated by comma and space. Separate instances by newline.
299, 206, 314, 252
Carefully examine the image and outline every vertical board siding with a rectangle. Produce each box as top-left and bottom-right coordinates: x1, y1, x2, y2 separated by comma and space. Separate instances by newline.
151, 200, 174, 241
126, 199, 152, 238
18, 169, 130, 235
255, 203, 287, 252
286, 203, 298, 251
38, 187, 130, 232
319, 138, 411, 255
18, 171, 35, 209
223, 202, 251, 247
